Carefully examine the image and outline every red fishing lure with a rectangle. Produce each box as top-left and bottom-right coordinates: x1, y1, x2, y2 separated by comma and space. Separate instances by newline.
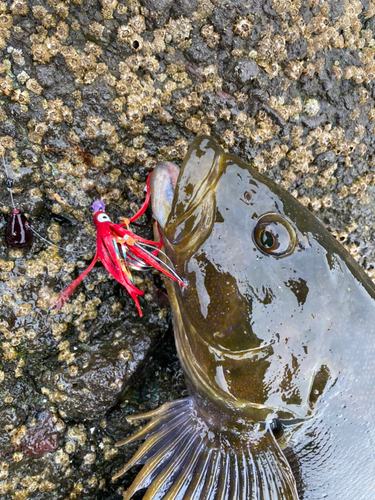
53, 174, 185, 316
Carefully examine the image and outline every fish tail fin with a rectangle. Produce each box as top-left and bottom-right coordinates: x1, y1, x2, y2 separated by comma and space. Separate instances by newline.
113, 398, 299, 500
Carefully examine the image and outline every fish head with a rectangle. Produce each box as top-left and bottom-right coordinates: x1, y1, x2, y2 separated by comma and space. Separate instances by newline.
151, 136, 373, 423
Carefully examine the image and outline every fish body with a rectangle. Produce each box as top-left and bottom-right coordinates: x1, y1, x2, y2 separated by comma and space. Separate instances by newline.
115, 137, 375, 499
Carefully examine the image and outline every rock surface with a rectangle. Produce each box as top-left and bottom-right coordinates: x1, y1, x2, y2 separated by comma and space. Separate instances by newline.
0, 0, 374, 498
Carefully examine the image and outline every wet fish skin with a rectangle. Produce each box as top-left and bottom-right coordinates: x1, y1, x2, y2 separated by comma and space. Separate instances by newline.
115, 136, 375, 499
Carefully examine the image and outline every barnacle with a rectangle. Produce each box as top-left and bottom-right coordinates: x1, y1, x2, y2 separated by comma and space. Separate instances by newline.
78, 52, 96, 70
234, 111, 247, 127
357, 143, 367, 156
83, 71, 98, 85
110, 98, 123, 113
0, 13, 12, 29
55, 2, 69, 18
128, 33, 143, 51
285, 60, 304, 80
32, 5, 47, 18
234, 17, 252, 38
11, 89, 29, 104
141, 56, 159, 73
129, 14, 145, 34
26, 78, 43, 95
0, 105, 6, 121
0, 136, 15, 150
331, 62, 343, 80
30, 43, 52, 63
118, 24, 133, 42
185, 116, 201, 133
201, 24, 221, 48
61, 46, 79, 71
303, 98, 320, 116
45, 36, 61, 56
10, 0, 28, 15
42, 13, 56, 29
174, 97, 191, 113
165, 17, 192, 44
89, 21, 104, 38
45, 98, 64, 123
201, 24, 213, 38
85, 41, 102, 57
55, 20, 69, 41
122, 147, 137, 165
220, 129, 235, 148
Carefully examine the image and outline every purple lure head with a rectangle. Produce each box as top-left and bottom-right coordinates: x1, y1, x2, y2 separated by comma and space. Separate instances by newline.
92, 200, 105, 212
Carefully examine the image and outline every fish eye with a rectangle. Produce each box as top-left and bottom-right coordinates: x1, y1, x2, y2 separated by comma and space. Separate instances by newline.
253, 214, 296, 257
97, 213, 111, 223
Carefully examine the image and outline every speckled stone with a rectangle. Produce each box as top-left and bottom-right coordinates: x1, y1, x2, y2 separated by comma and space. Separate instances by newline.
0, 0, 374, 498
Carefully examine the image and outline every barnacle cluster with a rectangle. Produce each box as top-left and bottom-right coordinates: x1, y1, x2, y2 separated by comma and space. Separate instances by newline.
201, 24, 221, 48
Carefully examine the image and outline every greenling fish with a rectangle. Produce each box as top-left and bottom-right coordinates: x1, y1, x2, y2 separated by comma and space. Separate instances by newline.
113, 136, 375, 499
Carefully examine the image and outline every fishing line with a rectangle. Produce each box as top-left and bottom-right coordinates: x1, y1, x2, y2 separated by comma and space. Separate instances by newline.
2, 154, 16, 210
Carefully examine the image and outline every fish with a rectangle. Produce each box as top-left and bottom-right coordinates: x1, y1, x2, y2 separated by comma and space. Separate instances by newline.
113, 136, 375, 499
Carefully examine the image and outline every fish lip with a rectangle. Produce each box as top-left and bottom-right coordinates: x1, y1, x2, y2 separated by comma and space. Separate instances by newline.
158, 136, 224, 248
150, 161, 180, 229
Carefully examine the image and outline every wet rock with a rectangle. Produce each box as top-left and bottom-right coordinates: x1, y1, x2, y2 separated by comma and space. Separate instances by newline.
21, 411, 60, 457
185, 37, 214, 64
314, 151, 337, 169
234, 58, 259, 84
170, 0, 200, 18
139, 0, 174, 25
40, 346, 135, 420
286, 38, 308, 61
35, 65, 56, 88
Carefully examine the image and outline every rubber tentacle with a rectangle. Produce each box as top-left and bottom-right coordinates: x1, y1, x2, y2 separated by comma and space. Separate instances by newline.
53, 253, 98, 310
128, 173, 152, 223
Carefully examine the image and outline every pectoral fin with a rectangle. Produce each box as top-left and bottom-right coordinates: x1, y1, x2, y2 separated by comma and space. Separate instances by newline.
113, 397, 299, 500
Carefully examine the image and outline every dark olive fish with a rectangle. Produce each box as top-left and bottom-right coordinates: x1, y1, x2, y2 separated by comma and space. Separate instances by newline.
114, 137, 375, 499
